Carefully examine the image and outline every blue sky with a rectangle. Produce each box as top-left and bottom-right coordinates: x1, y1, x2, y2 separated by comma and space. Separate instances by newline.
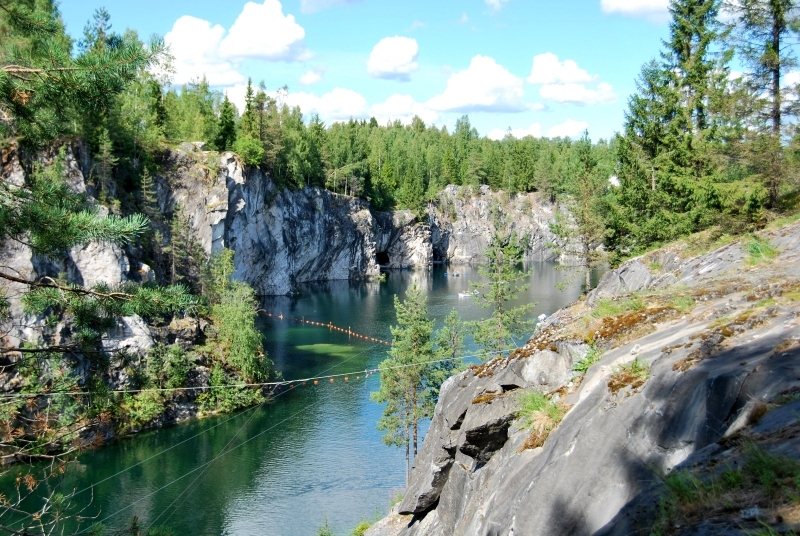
57, 0, 673, 141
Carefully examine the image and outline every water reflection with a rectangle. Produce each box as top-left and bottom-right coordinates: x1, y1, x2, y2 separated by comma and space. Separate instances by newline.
0, 262, 602, 536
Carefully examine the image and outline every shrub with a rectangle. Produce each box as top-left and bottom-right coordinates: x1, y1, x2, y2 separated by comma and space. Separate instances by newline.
744, 234, 779, 265
573, 344, 602, 374
517, 391, 569, 450
233, 135, 264, 167
591, 297, 645, 319
607, 357, 650, 394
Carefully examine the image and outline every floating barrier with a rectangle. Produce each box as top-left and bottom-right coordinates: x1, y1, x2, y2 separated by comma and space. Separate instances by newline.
257, 311, 392, 345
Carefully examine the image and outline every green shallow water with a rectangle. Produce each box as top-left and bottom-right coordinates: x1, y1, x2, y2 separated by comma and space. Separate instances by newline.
0, 263, 600, 535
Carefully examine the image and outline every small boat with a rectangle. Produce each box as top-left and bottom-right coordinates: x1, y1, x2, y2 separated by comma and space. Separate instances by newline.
458, 292, 472, 298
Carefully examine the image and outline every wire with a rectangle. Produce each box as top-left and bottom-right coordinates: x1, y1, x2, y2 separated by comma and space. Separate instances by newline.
0, 351, 503, 400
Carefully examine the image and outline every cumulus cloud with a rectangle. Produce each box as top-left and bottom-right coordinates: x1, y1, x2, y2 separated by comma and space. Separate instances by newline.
219, 0, 306, 61
285, 88, 368, 122
527, 53, 595, 85
224, 83, 250, 112
547, 119, 589, 138
299, 70, 323, 86
426, 55, 527, 113
485, 0, 510, 11
539, 82, 616, 105
367, 36, 419, 81
165, 16, 245, 86
600, 0, 670, 22
370, 94, 438, 125
487, 123, 542, 141
526, 53, 615, 106
164, 1, 309, 88
300, 0, 360, 14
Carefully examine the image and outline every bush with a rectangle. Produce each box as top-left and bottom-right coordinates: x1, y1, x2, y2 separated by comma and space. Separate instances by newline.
591, 297, 645, 319
573, 344, 602, 374
744, 234, 779, 265
517, 390, 569, 450
233, 135, 264, 167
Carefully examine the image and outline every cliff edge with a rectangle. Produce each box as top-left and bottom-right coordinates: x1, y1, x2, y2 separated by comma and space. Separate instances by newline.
367, 222, 800, 536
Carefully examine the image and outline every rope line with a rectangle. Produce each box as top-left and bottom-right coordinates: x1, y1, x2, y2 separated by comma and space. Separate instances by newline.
257, 310, 392, 345
86, 344, 387, 531
0, 353, 503, 400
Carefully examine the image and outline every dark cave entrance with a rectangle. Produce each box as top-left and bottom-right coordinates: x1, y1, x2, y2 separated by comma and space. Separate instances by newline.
376, 251, 390, 266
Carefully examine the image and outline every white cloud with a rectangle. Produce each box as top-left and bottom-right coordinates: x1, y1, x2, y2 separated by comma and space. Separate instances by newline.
299, 70, 323, 86
600, 0, 670, 22
224, 84, 249, 113
367, 36, 419, 81
219, 0, 306, 61
487, 123, 542, 140
410, 20, 427, 30
370, 94, 438, 125
458, 13, 469, 24
164, 16, 245, 86
426, 55, 527, 113
285, 88, 368, 122
301, 0, 360, 13
547, 119, 589, 138
527, 53, 596, 85
165, 1, 309, 88
485, 0, 510, 11
783, 71, 800, 87
539, 82, 616, 105
526, 53, 615, 106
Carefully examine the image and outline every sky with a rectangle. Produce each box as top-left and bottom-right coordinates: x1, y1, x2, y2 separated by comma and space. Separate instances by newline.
56, 0, 675, 141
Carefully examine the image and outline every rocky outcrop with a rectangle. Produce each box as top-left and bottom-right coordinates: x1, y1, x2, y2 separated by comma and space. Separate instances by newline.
157, 148, 564, 295
428, 185, 563, 264
367, 222, 800, 536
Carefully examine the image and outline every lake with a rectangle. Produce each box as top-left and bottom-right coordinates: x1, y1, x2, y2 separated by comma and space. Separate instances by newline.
1, 262, 600, 535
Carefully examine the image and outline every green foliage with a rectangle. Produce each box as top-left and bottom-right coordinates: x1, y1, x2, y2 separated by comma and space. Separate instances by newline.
214, 94, 237, 151
147, 344, 190, 389
744, 234, 779, 264
591, 296, 645, 318
0, 0, 165, 144
233, 135, 266, 167
205, 249, 271, 382
316, 517, 335, 536
372, 283, 461, 479
350, 520, 372, 536
469, 232, 535, 361
573, 344, 602, 374
517, 391, 567, 428
0, 150, 149, 257
121, 391, 165, 430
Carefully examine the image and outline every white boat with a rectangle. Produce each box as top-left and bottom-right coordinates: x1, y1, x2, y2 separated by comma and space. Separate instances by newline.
458, 291, 472, 298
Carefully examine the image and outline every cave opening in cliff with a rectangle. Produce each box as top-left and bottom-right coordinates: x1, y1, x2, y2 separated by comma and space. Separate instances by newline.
376, 252, 390, 266
432, 250, 445, 263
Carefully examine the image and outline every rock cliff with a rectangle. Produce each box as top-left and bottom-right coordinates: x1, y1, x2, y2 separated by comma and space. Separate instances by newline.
367, 222, 800, 536
157, 146, 564, 295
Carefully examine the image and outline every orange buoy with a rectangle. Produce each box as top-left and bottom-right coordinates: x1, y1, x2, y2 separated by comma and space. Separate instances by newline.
314, 380, 319, 385
290, 384, 294, 388
356, 376, 360, 380
344, 376, 349, 381
330, 378, 334, 383
303, 382, 307, 386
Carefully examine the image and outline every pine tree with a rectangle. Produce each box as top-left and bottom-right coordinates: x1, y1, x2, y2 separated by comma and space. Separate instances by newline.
724, 0, 800, 207
469, 232, 535, 361
372, 283, 456, 483
613, 0, 730, 251
548, 132, 609, 292
215, 94, 237, 151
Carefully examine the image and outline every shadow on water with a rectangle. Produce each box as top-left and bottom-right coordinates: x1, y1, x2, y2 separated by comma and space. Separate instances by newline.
0, 262, 602, 535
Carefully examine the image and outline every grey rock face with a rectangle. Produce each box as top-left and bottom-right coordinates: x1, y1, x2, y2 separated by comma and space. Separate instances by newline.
428, 186, 564, 264
368, 222, 800, 536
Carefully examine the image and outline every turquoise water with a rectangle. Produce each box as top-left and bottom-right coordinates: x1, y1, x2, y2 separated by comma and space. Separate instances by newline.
0, 263, 599, 535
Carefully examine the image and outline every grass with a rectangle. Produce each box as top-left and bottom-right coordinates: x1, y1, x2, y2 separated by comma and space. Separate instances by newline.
608, 357, 650, 394
517, 391, 569, 450
651, 445, 800, 535
668, 295, 696, 313
744, 234, 780, 265
591, 296, 646, 319
573, 344, 602, 374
